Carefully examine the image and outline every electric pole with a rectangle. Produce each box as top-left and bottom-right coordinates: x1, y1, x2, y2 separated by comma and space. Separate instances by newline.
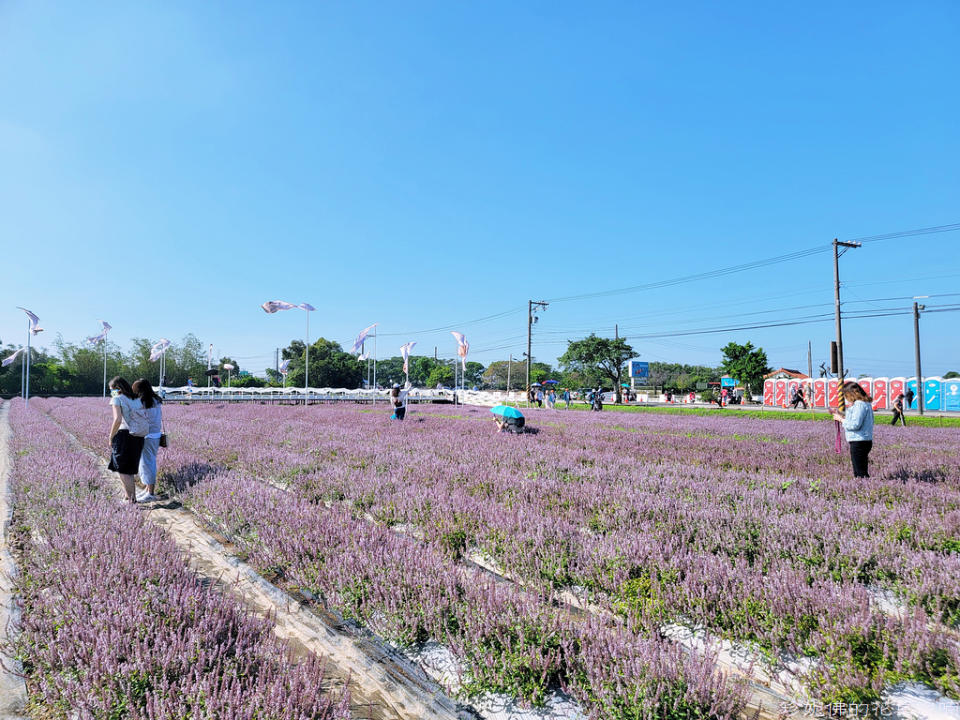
807, 340, 812, 379
833, 238, 861, 383
526, 300, 548, 389
507, 353, 512, 392
914, 300, 926, 415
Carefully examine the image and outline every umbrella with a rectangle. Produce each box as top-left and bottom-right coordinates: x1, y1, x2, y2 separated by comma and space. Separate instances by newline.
621, 383, 630, 387
544, 379, 559, 385
490, 405, 524, 419
530, 382, 543, 387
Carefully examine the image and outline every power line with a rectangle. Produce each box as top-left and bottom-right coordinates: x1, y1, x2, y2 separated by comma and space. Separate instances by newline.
544, 222, 960, 305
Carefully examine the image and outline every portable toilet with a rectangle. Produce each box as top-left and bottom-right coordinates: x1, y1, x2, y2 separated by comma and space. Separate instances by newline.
906, 378, 920, 409
944, 380, 960, 412
872, 378, 889, 410
924, 377, 943, 411
858, 378, 872, 399
889, 377, 906, 406
763, 379, 775, 406
828, 379, 839, 408
814, 379, 828, 408
775, 379, 787, 407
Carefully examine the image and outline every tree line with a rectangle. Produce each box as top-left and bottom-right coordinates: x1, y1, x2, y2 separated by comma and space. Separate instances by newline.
1, 331, 774, 398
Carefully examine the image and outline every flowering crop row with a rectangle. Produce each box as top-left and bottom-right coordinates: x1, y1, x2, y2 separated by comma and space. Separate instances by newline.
34, 398, 750, 719
39, 398, 960, 706
5, 399, 351, 720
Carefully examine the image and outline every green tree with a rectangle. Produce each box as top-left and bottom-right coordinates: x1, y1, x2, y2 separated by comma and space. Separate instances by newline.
462, 361, 485, 388
559, 335, 635, 403
944, 370, 959, 379
426, 365, 455, 388
483, 360, 526, 390
283, 338, 362, 388
719, 341, 770, 397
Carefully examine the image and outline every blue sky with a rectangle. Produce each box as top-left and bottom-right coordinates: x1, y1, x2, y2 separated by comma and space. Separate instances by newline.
2, 1, 958, 377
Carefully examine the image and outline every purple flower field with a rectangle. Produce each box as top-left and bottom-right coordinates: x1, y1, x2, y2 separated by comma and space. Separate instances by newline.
5, 399, 351, 720
25, 397, 960, 716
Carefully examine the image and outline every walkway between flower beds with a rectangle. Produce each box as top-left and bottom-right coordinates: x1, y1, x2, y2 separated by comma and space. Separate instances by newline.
43, 413, 467, 720
0, 403, 28, 720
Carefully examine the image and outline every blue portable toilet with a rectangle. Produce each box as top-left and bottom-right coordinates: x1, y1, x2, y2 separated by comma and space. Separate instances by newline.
906, 378, 919, 408
924, 377, 943, 411
944, 380, 960, 412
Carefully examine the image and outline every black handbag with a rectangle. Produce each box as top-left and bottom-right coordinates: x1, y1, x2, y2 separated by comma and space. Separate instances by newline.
159, 433, 168, 448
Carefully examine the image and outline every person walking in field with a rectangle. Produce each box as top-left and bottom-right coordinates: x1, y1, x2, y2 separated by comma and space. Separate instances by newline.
890, 393, 906, 426
905, 386, 915, 410
107, 376, 148, 503
133, 378, 164, 502
833, 381, 875, 478
562, 388, 571, 409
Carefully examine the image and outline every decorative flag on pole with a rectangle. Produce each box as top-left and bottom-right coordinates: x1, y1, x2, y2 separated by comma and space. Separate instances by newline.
85, 320, 112, 346
1, 347, 24, 367
279, 359, 291, 375
261, 300, 297, 313
351, 323, 378, 355
451, 331, 469, 371
207, 344, 214, 370
357, 352, 369, 362
400, 342, 417, 375
149, 338, 171, 362
17, 307, 43, 335
298, 303, 316, 312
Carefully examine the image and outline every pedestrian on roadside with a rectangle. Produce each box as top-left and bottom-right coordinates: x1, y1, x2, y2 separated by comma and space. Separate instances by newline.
904, 385, 915, 410
535, 387, 544, 408
833, 381, 875, 478
132, 378, 163, 502
547, 387, 556, 409
891, 393, 906, 427
562, 388, 571, 409
790, 386, 808, 409
107, 376, 148, 503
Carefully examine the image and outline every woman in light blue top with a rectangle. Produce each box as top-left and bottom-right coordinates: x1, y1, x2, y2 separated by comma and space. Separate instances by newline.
832, 382, 874, 478
133, 378, 164, 502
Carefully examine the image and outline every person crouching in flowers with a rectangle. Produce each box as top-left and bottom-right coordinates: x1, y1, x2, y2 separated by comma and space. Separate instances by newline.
107, 376, 146, 503
833, 381, 875, 478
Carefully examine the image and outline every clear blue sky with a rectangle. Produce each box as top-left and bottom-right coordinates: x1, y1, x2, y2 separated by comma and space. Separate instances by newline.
3, 1, 958, 377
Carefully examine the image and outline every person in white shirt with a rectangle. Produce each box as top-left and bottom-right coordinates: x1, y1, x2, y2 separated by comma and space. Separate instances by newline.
133, 378, 164, 502
107, 376, 145, 503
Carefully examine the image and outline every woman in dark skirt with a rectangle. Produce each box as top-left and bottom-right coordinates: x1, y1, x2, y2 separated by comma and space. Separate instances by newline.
107, 376, 146, 503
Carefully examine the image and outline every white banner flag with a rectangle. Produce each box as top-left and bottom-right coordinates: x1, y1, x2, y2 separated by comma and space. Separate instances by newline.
400, 341, 416, 375
261, 300, 296, 313
207, 343, 214, 370
451, 331, 469, 371
351, 323, 378, 354
149, 338, 171, 362
1, 347, 24, 367
17, 307, 43, 335
279, 359, 291, 375
357, 352, 369, 362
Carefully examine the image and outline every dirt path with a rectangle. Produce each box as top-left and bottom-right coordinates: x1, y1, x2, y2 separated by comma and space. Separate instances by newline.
0, 402, 29, 720
48, 413, 466, 720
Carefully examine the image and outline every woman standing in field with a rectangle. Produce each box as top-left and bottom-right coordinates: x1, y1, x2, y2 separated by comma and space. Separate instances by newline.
107, 376, 147, 503
133, 378, 163, 502
833, 382, 875, 478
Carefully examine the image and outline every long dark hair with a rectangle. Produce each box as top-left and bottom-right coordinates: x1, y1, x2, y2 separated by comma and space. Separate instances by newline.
132, 378, 161, 409
109, 376, 136, 399
842, 381, 873, 404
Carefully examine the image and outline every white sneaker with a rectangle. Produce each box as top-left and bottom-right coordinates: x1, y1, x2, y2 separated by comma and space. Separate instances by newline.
136, 490, 148, 502
141, 494, 159, 502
